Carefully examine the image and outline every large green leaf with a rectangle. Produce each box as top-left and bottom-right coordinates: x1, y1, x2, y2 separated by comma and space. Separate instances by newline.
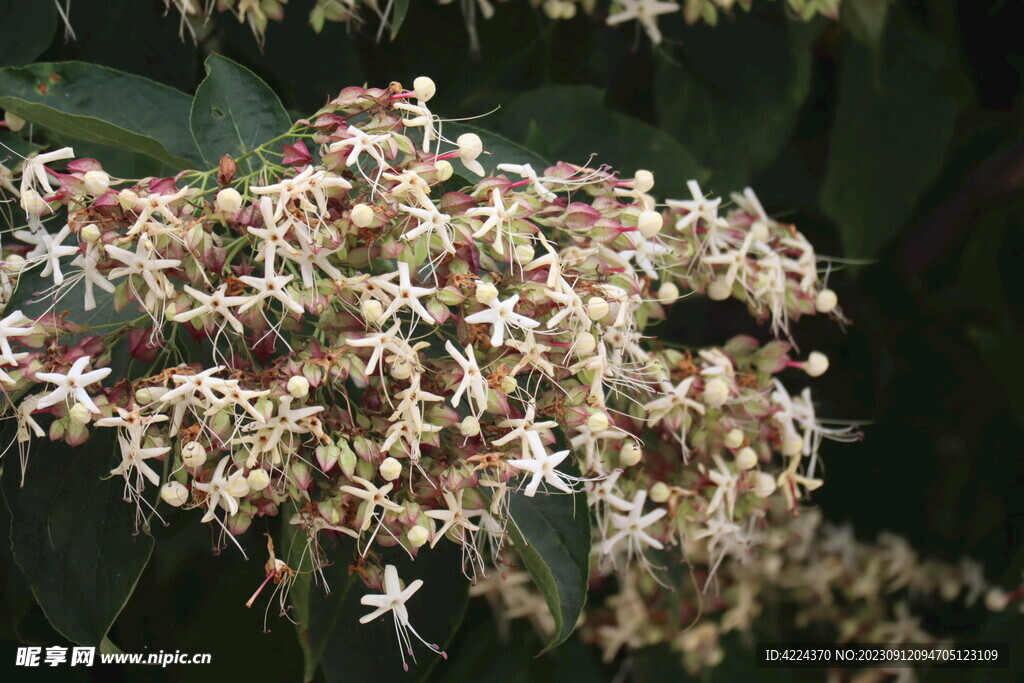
506, 459, 592, 652
496, 85, 706, 195
190, 54, 292, 173
819, 7, 967, 260
0, 429, 154, 645
0, 0, 58, 67
317, 540, 470, 682
653, 12, 823, 193
282, 509, 359, 682
0, 62, 201, 169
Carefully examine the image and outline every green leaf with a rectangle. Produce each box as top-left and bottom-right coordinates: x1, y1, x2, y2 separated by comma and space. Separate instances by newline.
506, 458, 592, 652
282, 510, 359, 681
0, 62, 201, 169
391, 0, 411, 40
0, 0, 58, 67
445, 121, 551, 177
317, 540, 470, 682
820, 8, 967, 260
496, 85, 706, 194
0, 429, 154, 645
653, 13, 822, 193
840, 0, 890, 54
190, 54, 292, 173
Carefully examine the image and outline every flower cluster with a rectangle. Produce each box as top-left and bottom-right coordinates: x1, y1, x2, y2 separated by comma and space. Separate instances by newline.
158, 0, 839, 46
0, 74, 1006, 672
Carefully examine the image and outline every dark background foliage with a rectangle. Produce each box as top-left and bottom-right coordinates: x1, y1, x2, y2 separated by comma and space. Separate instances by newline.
1, 0, 1022, 680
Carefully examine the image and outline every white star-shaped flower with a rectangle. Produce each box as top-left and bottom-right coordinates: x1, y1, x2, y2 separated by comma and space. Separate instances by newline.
34, 355, 111, 413
464, 294, 540, 347
359, 564, 444, 671
507, 431, 575, 497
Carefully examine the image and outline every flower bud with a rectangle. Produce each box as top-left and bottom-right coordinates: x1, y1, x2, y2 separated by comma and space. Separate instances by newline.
707, 276, 731, 301
620, 441, 642, 467
586, 411, 609, 433
379, 456, 402, 482
413, 76, 436, 102
815, 288, 838, 314
499, 375, 518, 394
80, 224, 102, 243
20, 189, 47, 215
574, 331, 596, 356
435, 160, 454, 182
4, 111, 26, 132
703, 378, 729, 408
781, 435, 804, 457
633, 170, 654, 193
350, 203, 374, 227
408, 524, 430, 548
160, 481, 189, 507
649, 482, 671, 503
734, 447, 758, 471
458, 415, 480, 437
803, 351, 829, 378
514, 244, 535, 264
543, 0, 562, 19
68, 402, 92, 425
3, 254, 25, 274
475, 281, 499, 305
287, 375, 310, 398
753, 472, 777, 498
586, 296, 609, 321
182, 441, 207, 468
215, 187, 243, 214
724, 428, 744, 449
637, 210, 663, 239
457, 133, 485, 176
657, 282, 679, 305
83, 170, 110, 196
360, 298, 384, 324
985, 588, 1009, 612
389, 359, 413, 380
247, 469, 271, 492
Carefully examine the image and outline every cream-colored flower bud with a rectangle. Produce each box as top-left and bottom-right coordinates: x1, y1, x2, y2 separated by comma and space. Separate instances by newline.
574, 331, 596, 356
804, 351, 829, 378
215, 187, 242, 214
350, 203, 374, 227
637, 210, 663, 239
634, 170, 654, 193
781, 435, 804, 457
226, 475, 250, 499
734, 447, 758, 471
4, 111, 26, 132
117, 188, 138, 210
182, 441, 207, 468
753, 472, 777, 498
985, 588, 1009, 612
707, 276, 731, 301
657, 282, 679, 305
620, 441, 642, 467
500, 375, 518, 394
379, 456, 402, 482
3, 254, 25, 274
389, 359, 413, 380
514, 243, 535, 264
939, 578, 961, 601
247, 469, 271, 492
543, 0, 562, 19
560, 1, 577, 19
586, 296, 609, 321
135, 387, 158, 404
703, 378, 729, 408
83, 170, 110, 196
458, 415, 480, 437
815, 288, 838, 314
413, 76, 436, 102
20, 189, 46, 215
475, 281, 499, 305
649, 482, 671, 503
435, 159, 454, 182
586, 411, 609, 433
69, 402, 92, 425
287, 375, 310, 398
408, 524, 430, 548
360, 298, 384, 324
724, 428, 744, 449
160, 481, 189, 507
80, 224, 102, 243
750, 220, 769, 242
